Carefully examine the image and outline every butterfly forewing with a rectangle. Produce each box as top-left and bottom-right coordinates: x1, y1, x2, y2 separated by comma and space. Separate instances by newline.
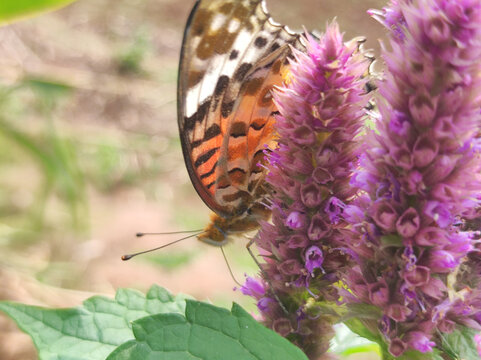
178, 0, 303, 219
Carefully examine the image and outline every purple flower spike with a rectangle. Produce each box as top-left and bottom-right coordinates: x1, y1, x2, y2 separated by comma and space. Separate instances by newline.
340, 0, 481, 356
405, 332, 436, 353
370, 201, 398, 232
241, 276, 266, 298
242, 22, 371, 358
285, 211, 307, 229
396, 207, 420, 238
386, 304, 411, 322
344, 205, 365, 224
368, 281, 390, 306
389, 339, 407, 357
257, 297, 275, 313
305, 246, 324, 275
425, 250, 458, 273
301, 183, 324, 208
389, 110, 411, 136
404, 265, 431, 287
325, 197, 345, 224
307, 214, 329, 241
287, 234, 309, 249
424, 201, 452, 228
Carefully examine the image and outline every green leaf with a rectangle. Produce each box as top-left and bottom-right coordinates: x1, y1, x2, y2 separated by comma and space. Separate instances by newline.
379, 348, 444, 360
344, 303, 384, 321
108, 300, 309, 360
0, 0, 77, 25
344, 319, 446, 360
344, 318, 383, 344
343, 318, 396, 359
340, 344, 380, 356
396, 350, 444, 360
0, 285, 188, 360
331, 324, 380, 356
439, 326, 480, 360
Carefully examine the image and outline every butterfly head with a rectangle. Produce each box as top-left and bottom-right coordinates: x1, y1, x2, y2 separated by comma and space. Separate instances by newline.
197, 203, 271, 246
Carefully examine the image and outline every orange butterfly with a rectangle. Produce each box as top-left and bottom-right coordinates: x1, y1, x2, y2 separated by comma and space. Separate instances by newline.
178, 0, 304, 245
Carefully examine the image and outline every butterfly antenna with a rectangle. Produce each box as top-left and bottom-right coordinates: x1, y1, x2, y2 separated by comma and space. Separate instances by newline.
136, 229, 203, 237
220, 246, 242, 287
122, 232, 203, 261
246, 239, 289, 314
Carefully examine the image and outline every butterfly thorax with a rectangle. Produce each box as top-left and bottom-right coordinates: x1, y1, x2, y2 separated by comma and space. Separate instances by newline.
198, 202, 271, 246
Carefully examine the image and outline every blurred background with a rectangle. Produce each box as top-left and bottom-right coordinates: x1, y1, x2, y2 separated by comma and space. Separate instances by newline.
0, 0, 386, 358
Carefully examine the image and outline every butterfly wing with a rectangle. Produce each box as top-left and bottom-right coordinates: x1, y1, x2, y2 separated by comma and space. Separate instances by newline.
178, 0, 303, 217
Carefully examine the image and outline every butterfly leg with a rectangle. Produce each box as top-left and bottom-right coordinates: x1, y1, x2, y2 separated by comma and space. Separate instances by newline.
246, 238, 288, 314
220, 246, 242, 287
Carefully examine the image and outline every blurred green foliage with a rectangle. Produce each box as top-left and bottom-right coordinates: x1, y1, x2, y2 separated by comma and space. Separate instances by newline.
0, 76, 177, 242
115, 29, 151, 75
0, 78, 87, 238
0, 0, 77, 25
145, 251, 199, 271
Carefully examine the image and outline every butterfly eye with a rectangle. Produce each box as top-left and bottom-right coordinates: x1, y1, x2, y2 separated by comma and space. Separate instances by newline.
247, 208, 253, 215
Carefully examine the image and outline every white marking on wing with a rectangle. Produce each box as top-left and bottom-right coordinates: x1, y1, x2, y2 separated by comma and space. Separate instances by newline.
283, 25, 296, 35
256, 2, 268, 21
210, 14, 226, 32
230, 29, 256, 63
185, 88, 199, 118
228, 18, 241, 33
198, 56, 224, 103
268, 17, 281, 27
220, 61, 238, 78
260, 0, 269, 15
241, 36, 272, 65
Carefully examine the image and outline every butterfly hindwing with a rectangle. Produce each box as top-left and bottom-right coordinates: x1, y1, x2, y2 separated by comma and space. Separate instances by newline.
214, 45, 293, 213
178, 0, 302, 218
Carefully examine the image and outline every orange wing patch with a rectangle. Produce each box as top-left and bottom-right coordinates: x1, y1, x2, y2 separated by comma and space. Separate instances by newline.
191, 125, 224, 194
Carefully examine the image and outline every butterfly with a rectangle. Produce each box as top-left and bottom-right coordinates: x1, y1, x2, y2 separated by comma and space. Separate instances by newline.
177, 0, 305, 246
